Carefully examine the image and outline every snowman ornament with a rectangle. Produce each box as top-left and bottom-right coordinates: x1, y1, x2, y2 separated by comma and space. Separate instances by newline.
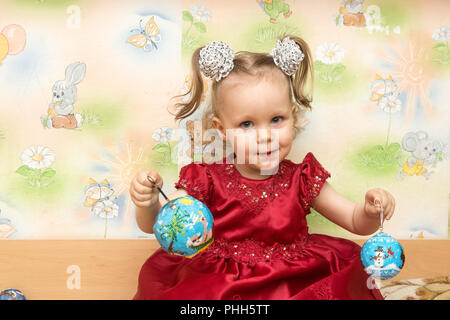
371, 246, 389, 268
360, 200, 405, 280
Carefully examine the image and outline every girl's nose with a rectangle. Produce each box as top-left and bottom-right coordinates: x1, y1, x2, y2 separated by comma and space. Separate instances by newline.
256, 128, 273, 145
258, 128, 281, 150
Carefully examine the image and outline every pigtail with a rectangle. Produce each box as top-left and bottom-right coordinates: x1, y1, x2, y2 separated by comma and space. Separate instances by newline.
173, 46, 205, 121
282, 35, 314, 111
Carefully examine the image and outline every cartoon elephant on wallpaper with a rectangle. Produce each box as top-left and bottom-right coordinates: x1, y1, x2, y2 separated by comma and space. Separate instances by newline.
397, 131, 443, 180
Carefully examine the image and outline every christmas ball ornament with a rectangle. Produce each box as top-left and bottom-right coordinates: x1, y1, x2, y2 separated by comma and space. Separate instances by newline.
0, 289, 26, 300
148, 175, 213, 258
153, 195, 214, 258
361, 203, 405, 280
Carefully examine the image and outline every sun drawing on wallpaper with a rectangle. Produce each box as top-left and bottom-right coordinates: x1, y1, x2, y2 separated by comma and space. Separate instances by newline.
90, 142, 146, 231
377, 40, 436, 124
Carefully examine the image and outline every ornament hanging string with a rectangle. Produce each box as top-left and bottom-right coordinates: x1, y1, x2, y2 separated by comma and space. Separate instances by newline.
375, 199, 384, 233
361, 198, 404, 280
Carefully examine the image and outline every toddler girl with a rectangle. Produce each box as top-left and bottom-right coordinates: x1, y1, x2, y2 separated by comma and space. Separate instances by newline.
130, 35, 395, 300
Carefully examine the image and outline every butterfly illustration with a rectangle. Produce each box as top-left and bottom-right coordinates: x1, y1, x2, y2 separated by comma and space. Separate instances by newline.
370, 74, 397, 102
126, 16, 161, 52
84, 178, 115, 208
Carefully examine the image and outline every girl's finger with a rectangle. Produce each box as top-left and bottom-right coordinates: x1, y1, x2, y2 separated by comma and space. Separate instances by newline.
146, 171, 163, 188
133, 182, 153, 195
137, 171, 156, 188
133, 191, 153, 202
379, 192, 390, 209
365, 201, 380, 217
135, 200, 152, 208
382, 200, 392, 220
130, 184, 153, 202
365, 189, 381, 206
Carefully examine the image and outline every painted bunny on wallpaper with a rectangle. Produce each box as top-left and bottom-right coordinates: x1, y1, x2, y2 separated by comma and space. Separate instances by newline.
338, 0, 366, 27
397, 131, 443, 180
41, 62, 86, 129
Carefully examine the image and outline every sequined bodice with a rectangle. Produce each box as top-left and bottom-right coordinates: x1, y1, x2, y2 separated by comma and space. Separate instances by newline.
174, 152, 331, 245
215, 159, 297, 215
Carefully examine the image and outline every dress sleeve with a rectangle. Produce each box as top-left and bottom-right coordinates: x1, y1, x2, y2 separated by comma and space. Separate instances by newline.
298, 152, 331, 214
174, 162, 212, 205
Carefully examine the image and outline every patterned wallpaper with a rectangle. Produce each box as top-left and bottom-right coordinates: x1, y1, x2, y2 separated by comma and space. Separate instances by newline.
0, 0, 448, 239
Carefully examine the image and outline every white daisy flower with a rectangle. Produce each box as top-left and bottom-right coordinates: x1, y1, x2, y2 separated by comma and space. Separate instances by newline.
190, 4, 211, 22
378, 93, 402, 113
315, 42, 345, 64
152, 127, 174, 143
20, 146, 55, 169
93, 199, 119, 219
432, 27, 450, 41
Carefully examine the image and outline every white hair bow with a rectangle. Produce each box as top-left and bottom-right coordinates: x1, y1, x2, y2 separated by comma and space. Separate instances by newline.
198, 41, 235, 82
270, 37, 305, 76
198, 37, 304, 81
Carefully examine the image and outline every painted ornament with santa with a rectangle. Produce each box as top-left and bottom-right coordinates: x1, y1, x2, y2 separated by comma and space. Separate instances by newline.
360, 202, 405, 280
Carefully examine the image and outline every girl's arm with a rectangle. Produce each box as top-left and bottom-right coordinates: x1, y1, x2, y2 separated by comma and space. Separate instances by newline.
135, 201, 161, 234
310, 181, 395, 236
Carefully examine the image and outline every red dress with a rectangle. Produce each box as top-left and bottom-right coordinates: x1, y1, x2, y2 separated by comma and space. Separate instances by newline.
134, 152, 384, 300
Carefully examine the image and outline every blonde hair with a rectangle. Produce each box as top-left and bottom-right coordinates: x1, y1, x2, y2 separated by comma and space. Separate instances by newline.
172, 35, 314, 143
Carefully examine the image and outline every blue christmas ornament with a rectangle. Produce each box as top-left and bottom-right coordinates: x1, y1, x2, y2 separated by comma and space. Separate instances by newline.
360, 204, 405, 280
153, 195, 214, 258
0, 289, 26, 300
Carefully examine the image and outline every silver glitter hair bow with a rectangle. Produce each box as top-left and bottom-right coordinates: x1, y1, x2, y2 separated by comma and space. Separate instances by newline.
198, 41, 235, 82
270, 37, 305, 76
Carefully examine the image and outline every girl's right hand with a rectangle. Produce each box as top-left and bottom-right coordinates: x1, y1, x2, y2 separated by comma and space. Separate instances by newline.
130, 170, 163, 208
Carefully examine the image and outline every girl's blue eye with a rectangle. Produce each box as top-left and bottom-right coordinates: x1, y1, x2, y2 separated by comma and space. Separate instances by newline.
240, 121, 253, 128
272, 116, 283, 123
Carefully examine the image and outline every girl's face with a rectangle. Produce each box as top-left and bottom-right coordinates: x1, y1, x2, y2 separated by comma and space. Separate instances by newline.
212, 68, 296, 179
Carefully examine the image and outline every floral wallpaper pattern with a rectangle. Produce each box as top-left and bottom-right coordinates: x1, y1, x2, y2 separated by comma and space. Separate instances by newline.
0, 0, 448, 239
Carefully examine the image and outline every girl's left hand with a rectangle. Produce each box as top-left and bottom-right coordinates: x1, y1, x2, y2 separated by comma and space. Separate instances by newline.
364, 188, 395, 221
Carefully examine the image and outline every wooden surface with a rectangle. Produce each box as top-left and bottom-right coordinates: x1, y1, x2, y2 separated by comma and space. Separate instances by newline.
0, 239, 448, 300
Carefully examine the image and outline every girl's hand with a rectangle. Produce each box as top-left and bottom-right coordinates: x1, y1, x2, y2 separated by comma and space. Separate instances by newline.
130, 170, 163, 208
364, 188, 395, 221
